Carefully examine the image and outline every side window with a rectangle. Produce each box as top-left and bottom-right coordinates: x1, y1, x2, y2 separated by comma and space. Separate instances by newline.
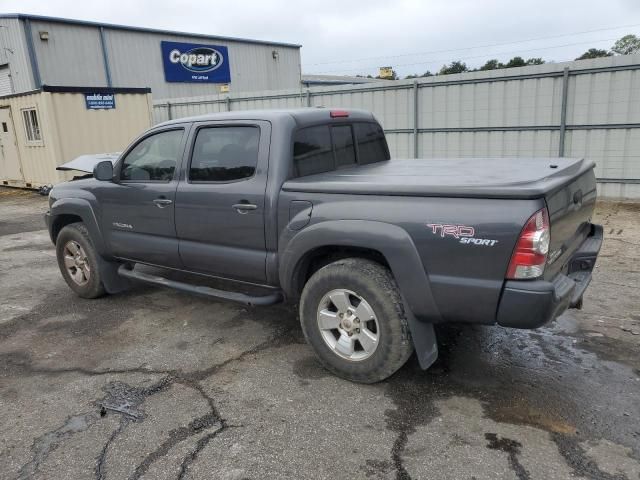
120, 129, 184, 182
190, 126, 260, 182
22, 108, 42, 144
331, 125, 356, 168
354, 123, 390, 165
293, 126, 333, 177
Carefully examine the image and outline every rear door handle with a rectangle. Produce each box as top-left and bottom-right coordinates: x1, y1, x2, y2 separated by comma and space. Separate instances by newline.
153, 198, 173, 208
232, 203, 257, 214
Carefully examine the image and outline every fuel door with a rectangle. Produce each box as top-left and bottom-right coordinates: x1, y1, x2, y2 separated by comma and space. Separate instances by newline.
288, 200, 313, 231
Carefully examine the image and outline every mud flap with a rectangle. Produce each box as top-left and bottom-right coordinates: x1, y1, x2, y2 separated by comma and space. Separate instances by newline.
97, 256, 131, 294
405, 307, 439, 370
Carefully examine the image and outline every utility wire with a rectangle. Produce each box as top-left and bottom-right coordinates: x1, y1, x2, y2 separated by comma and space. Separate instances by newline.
303, 23, 639, 68
309, 37, 618, 75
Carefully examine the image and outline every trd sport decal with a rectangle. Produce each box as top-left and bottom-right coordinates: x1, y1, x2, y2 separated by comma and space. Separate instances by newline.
427, 223, 499, 247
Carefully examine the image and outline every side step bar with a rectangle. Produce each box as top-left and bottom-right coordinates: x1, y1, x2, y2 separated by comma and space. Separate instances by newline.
117, 265, 284, 306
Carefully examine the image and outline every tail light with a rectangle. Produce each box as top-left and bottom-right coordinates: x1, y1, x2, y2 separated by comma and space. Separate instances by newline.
330, 110, 349, 118
506, 208, 550, 279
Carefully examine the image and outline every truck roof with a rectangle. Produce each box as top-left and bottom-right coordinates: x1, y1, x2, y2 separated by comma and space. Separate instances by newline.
156, 108, 377, 128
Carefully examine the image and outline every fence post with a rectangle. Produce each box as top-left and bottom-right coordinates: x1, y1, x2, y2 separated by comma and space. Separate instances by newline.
413, 80, 419, 158
226, 96, 232, 112
166, 101, 172, 120
558, 67, 570, 157
306, 89, 311, 107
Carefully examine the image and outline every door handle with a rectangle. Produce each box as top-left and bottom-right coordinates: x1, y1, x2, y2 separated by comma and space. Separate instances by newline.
153, 198, 173, 208
232, 203, 257, 214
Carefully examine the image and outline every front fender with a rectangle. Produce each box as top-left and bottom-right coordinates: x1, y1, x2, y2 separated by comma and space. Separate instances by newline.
279, 220, 442, 323
49, 197, 107, 255
48, 197, 130, 294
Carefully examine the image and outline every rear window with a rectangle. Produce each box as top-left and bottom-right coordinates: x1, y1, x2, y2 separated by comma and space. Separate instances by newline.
293, 125, 334, 177
354, 123, 390, 165
332, 125, 356, 168
292, 122, 388, 178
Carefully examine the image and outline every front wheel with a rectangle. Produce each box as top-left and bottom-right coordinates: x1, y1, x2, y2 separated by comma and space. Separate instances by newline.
56, 222, 106, 299
299, 258, 414, 383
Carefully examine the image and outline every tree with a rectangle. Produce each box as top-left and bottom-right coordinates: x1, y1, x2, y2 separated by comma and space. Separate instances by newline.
478, 59, 500, 71
526, 57, 545, 65
612, 34, 640, 55
438, 61, 468, 75
405, 71, 433, 79
503, 56, 527, 68
575, 48, 612, 60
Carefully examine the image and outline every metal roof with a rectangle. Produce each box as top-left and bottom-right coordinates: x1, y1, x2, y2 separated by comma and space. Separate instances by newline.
0, 85, 151, 100
301, 74, 391, 86
0, 13, 302, 49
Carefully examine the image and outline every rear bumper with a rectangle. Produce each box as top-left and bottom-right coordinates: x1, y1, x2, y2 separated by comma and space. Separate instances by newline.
496, 223, 603, 329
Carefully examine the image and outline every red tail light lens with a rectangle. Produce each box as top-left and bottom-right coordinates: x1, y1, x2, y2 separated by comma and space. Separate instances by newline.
506, 208, 550, 279
330, 110, 349, 118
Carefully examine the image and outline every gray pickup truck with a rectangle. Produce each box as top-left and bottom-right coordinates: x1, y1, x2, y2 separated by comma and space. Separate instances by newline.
45, 108, 602, 383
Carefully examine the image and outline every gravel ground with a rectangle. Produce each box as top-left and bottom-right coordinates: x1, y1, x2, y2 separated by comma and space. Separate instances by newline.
0, 187, 638, 480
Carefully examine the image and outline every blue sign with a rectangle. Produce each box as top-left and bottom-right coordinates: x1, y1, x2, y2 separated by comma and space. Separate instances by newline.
161, 41, 231, 84
85, 93, 116, 110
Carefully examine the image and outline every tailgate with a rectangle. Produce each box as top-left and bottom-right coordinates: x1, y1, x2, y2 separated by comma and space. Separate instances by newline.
543, 167, 597, 279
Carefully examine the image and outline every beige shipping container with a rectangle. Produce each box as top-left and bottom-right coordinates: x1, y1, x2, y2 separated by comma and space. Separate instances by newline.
0, 86, 152, 188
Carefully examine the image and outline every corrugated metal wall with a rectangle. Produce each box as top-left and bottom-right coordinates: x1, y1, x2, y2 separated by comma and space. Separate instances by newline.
101, 28, 301, 98
16, 17, 301, 98
152, 54, 640, 199
50, 92, 152, 168
0, 91, 61, 186
0, 90, 152, 187
30, 20, 108, 87
0, 18, 34, 93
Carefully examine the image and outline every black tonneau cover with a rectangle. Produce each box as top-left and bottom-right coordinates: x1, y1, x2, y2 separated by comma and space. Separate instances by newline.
282, 157, 595, 200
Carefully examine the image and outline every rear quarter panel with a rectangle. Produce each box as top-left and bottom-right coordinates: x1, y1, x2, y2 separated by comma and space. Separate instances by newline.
278, 191, 544, 324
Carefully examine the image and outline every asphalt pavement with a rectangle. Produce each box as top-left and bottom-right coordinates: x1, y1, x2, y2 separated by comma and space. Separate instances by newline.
0, 187, 638, 480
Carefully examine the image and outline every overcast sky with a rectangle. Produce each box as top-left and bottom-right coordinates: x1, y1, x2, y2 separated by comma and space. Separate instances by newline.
3, 0, 640, 77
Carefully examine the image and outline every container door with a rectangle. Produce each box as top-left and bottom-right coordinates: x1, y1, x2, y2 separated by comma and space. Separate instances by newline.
0, 108, 24, 184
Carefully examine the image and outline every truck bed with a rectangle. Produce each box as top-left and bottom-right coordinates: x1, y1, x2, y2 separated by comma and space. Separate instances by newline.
282, 157, 595, 200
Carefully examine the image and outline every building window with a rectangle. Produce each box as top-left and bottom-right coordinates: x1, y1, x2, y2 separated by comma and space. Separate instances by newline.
22, 108, 42, 144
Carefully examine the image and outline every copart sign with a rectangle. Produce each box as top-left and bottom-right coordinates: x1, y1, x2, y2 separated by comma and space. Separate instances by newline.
161, 41, 231, 83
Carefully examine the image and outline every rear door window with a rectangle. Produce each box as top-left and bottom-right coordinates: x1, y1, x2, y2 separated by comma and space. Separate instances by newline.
189, 126, 260, 182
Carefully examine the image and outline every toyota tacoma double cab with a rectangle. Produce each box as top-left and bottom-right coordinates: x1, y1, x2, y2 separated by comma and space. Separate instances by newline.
45, 108, 602, 383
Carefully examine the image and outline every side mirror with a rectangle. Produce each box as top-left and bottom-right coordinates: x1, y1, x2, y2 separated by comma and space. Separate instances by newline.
93, 160, 114, 181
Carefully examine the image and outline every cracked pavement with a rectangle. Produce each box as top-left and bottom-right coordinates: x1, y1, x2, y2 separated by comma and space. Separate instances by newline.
0, 187, 639, 480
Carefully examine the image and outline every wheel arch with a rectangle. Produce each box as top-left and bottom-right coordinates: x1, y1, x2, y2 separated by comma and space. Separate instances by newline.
279, 220, 442, 323
291, 244, 389, 298
51, 214, 83, 244
49, 198, 130, 295
49, 198, 107, 255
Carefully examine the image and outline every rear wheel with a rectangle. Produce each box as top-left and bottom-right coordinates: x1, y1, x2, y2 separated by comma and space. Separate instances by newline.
56, 223, 106, 299
299, 258, 414, 383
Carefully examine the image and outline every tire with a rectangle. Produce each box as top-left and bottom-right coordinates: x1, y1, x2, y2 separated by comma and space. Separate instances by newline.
299, 258, 414, 383
56, 222, 106, 299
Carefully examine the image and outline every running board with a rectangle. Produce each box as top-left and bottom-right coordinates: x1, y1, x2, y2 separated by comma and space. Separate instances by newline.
117, 265, 283, 306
